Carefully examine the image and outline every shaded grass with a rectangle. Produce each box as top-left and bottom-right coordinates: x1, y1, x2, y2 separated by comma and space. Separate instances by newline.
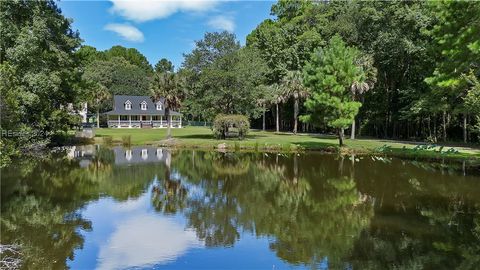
95, 127, 480, 160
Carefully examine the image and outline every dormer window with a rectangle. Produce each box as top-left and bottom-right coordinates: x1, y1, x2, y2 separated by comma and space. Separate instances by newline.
141, 101, 147, 110
125, 100, 132, 110
156, 102, 162, 110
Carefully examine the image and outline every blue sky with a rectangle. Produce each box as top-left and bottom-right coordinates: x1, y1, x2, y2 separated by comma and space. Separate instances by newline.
58, 0, 274, 69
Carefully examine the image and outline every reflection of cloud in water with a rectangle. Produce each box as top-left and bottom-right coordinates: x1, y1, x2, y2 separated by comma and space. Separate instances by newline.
97, 214, 200, 270
110, 196, 147, 213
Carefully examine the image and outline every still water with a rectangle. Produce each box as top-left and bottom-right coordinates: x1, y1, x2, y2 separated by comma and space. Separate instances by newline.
1, 146, 479, 270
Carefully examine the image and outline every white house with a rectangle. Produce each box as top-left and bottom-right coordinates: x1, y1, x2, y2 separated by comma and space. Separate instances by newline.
105, 95, 182, 128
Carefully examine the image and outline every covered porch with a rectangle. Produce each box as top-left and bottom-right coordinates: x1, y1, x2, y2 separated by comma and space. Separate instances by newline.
107, 114, 182, 128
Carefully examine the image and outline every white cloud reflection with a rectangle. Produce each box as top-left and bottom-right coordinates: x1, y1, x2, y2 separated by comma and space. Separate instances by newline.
97, 213, 200, 270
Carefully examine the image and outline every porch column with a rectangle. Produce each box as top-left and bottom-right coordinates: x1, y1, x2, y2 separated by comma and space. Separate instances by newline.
179, 116, 182, 128
161, 115, 163, 127
129, 115, 131, 128
118, 115, 120, 128
150, 115, 152, 124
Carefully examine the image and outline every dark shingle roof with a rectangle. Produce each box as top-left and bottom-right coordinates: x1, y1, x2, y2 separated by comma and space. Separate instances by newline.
105, 95, 181, 115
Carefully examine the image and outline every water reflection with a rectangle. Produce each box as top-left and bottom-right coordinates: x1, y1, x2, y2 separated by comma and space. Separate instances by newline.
84, 192, 201, 270
1, 147, 479, 269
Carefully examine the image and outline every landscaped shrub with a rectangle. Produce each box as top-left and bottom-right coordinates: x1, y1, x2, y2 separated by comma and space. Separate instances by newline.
212, 114, 250, 140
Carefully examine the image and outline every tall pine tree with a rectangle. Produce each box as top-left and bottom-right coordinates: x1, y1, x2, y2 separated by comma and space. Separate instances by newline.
302, 35, 364, 146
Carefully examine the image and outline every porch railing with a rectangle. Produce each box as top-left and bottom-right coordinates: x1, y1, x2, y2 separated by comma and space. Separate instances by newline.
108, 120, 182, 127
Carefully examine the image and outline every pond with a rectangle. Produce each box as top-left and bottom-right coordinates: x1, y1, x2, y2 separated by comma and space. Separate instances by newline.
1, 146, 479, 270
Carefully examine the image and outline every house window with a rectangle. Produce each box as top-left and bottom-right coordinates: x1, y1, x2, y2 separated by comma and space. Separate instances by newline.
120, 115, 128, 121
131, 115, 139, 121
141, 101, 147, 110
125, 100, 132, 110
156, 102, 162, 110
152, 115, 160, 121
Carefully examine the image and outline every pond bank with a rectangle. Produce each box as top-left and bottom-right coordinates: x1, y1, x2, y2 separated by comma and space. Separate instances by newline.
94, 127, 480, 161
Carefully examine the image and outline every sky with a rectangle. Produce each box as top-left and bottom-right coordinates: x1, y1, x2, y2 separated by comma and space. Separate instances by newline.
58, 0, 275, 69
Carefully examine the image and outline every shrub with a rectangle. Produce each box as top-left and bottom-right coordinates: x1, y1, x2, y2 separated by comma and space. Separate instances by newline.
212, 114, 250, 140
103, 136, 113, 146
234, 141, 240, 151
122, 135, 131, 147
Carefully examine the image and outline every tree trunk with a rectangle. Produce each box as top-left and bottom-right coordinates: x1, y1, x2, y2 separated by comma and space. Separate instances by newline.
293, 98, 299, 134
428, 116, 432, 139
442, 110, 447, 142
463, 113, 467, 143
276, 103, 279, 133
338, 128, 345, 147
350, 119, 356, 140
166, 108, 171, 139
96, 108, 100, 128
262, 105, 266, 131
384, 112, 389, 138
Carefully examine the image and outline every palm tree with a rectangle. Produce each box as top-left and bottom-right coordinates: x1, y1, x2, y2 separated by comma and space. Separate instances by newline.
256, 84, 275, 131
256, 96, 269, 131
270, 83, 286, 133
281, 70, 309, 134
90, 83, 110, 128
150, 72, 183, 139
350, 54, 377, 139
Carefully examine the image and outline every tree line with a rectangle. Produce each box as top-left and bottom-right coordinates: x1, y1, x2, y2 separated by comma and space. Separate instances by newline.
1, 0, 479, 165
178, 0, 479, 145
244, 0, 479, 144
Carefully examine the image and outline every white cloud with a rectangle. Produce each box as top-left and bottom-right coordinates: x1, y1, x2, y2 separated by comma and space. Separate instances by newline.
109, 0, 219, 22
104, 23, 145, 42
207, 15, 235, 32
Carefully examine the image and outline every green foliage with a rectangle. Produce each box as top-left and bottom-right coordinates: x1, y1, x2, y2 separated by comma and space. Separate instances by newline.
464, 73, 480, 115
150, 69, 184, 139
82, 56, 151, 98
212, 114, 250, 140
121, 135, 131, 147
0, 0, 82, 164
302, 35, 363, 145
103, 45, 153, 73
103, 136, 113, 146
154, 58, 174, 73
182, 32, 267, 120
234, 141, 240, 151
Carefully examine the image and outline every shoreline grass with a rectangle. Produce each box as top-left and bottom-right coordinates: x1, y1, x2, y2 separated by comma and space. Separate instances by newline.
94, 126, 480, 160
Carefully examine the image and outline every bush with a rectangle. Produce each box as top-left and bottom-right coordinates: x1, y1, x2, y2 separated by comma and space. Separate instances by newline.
103, 136, 113, 146
122, 135, 131, 147
212, 114, 250, 140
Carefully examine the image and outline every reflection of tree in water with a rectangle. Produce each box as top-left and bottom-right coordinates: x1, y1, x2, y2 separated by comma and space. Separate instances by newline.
168, 151, 374, 267
168, 151, 480, 268
1, 196, 91, 270
211, 153, 250, 176
1, 147, 167, 269
1, 155, 95, 269
151, 166, 188, 215
348, 158, 480, 269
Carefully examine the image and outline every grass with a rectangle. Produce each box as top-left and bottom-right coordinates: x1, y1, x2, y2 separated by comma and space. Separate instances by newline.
95, 126, 480, 160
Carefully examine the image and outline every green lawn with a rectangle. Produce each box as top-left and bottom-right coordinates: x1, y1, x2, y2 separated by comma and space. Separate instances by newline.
95, 126, 480, 159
